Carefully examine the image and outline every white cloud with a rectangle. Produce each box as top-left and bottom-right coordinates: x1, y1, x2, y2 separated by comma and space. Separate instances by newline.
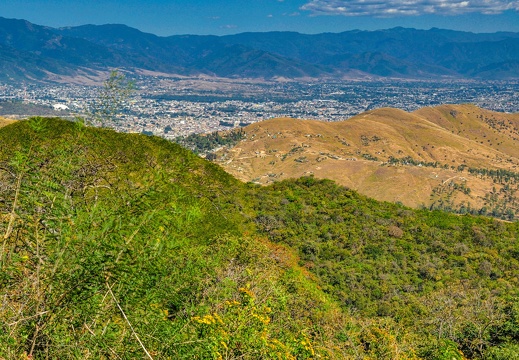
220, 24, 238, 29
300, 0, 519, 17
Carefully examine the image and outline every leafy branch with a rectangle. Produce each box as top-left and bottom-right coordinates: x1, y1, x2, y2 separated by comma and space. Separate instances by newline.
90, 70, 134, 127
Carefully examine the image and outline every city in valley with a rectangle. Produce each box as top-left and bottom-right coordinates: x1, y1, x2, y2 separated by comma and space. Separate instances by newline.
1, 75, 518, 139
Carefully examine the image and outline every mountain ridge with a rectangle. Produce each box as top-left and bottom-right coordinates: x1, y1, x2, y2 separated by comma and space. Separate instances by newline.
1, 16, 519, 82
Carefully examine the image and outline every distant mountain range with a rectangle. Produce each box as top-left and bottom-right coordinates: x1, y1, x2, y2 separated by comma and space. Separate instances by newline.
1, 16, 519, 82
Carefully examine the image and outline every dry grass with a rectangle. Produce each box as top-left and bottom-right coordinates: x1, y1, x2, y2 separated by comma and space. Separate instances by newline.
0, 117, 15, 128
216, 105, 519, 210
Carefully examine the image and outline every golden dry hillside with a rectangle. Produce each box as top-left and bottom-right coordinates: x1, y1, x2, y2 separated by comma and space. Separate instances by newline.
216, 105, 519, 218
0, 117, 15, 128
415, 104, 519, 159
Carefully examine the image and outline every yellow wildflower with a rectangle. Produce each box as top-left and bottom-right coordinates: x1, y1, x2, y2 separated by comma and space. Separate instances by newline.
239, 287, 255, 298
213, 313, 224, 325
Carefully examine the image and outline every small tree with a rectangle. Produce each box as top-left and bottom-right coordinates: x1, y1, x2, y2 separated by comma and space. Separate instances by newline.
90, 70, 134, 126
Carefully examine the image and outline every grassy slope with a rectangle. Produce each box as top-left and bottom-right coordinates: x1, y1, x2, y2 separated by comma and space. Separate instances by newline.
415, 104, 519, 159
216, 105, 519, 217
0, 118, 382, 359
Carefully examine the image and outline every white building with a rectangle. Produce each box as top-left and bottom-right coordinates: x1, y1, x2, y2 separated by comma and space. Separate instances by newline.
52, 104, 69, 111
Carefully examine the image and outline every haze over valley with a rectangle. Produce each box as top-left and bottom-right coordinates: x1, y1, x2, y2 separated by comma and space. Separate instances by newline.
2, 77, 518, 138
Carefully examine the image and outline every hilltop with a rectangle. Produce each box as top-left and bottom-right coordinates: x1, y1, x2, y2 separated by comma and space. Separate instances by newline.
2, 117, 519, 358
215, 104, 519, 219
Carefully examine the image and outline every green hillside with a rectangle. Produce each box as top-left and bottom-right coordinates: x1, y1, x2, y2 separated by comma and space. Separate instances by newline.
1, 117, 519, 359
0, 118, 339, 359
249, 177, 519, 359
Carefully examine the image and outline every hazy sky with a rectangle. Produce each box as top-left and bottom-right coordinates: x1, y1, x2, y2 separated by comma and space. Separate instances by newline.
1, 0, 519, 35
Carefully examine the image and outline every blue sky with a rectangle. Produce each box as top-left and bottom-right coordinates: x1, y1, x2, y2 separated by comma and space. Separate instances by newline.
1, 0, 519, 35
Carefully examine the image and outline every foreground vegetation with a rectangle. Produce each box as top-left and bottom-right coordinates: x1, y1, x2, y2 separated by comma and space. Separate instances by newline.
1, 117, 519, 359
249, 177, 519, 359
175, 128, 246, 157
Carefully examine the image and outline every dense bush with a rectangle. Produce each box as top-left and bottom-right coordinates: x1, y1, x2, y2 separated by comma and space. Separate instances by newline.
249, 177, 519, 358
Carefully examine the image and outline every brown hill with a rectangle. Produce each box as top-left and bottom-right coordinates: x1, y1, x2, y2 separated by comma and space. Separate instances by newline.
215, 105, 519, 219
415, 104, 519, 159
0, 117, 14, 127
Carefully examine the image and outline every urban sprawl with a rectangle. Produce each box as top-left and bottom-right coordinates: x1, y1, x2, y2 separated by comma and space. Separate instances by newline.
1, 76, 518, 139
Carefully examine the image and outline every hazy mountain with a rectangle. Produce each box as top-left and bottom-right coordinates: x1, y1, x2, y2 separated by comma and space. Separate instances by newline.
56, 24, 327, 78
0, 17, 518, 82
221, 28, 519, 79
0, 17, 124, 68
